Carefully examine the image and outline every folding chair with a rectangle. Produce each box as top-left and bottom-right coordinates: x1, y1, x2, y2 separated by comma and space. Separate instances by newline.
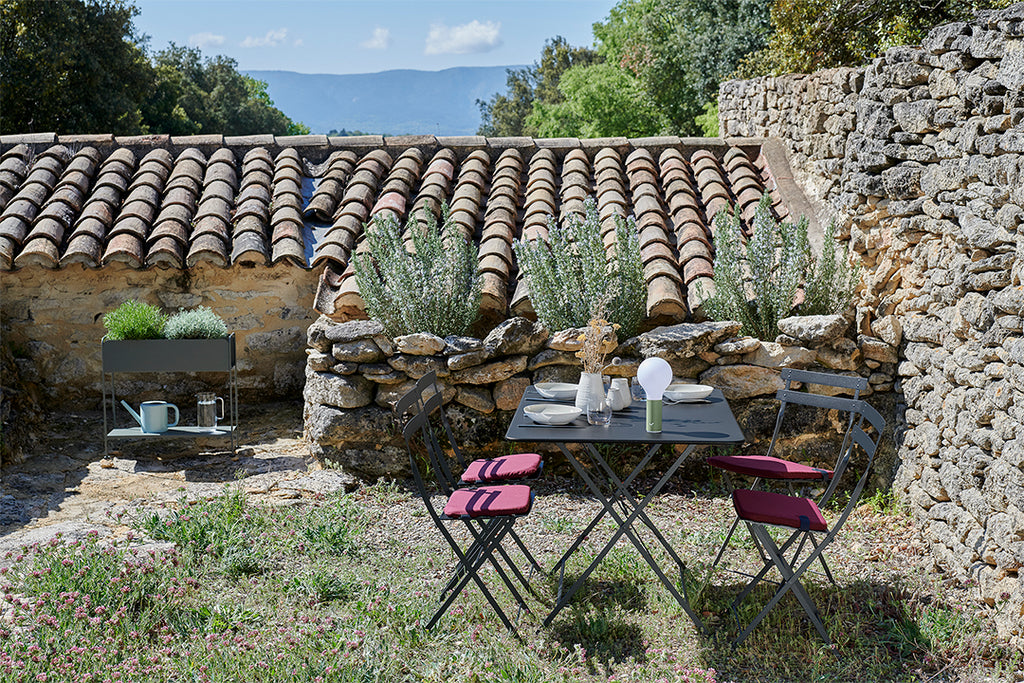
394, 372, 545, 579
401, 398, 535, 632
396, 371, 543, 487
729, 399, 885, 645
707, 368, 868, 577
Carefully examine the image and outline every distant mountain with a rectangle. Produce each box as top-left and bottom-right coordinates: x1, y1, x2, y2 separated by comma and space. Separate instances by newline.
247, 66, 524, 137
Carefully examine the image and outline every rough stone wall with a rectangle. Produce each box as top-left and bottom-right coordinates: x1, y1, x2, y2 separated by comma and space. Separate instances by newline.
2, 262, 319, 406
304, 313, 894, 483
719, 3, 1024, 641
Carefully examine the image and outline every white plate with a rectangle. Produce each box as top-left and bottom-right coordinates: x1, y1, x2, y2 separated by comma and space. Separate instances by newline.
524, 404, 583, 425
664, 383, 714, 402
534, 382, 578, 400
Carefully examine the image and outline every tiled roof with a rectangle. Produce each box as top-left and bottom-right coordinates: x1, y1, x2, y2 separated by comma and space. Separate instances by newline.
0, 133, 795, 324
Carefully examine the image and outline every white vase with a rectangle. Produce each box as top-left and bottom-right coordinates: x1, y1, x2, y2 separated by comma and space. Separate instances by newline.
575, 372, 605, 412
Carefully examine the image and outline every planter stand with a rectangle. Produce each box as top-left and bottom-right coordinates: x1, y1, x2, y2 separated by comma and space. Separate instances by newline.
101, 334, 238, 455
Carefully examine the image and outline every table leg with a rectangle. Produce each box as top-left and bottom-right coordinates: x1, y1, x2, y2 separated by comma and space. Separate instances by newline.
546, 443, 705, 632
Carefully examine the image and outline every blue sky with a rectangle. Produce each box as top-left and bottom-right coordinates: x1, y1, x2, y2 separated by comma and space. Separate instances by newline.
132, 0, 620, 74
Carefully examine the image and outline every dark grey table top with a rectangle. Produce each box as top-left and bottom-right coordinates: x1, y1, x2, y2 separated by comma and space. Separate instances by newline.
506, 386, 745, 445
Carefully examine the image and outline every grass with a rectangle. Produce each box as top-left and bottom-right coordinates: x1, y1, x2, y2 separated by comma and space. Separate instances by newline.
1, 480, 1019, 683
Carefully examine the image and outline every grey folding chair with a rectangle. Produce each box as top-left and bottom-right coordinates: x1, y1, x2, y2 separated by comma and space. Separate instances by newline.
729, 399, 885, 645
393, 372, 545, 580
401, 399, 536, 633
707, 368, 868, 579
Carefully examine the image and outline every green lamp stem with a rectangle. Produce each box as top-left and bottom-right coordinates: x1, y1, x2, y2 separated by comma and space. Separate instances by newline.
646, 398, 662, 433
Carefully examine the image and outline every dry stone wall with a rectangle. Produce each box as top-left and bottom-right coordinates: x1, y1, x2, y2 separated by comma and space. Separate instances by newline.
304, 313, 895, 482
719, 3, 1024, 641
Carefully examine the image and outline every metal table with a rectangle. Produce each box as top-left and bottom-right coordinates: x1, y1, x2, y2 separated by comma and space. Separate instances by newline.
506, 386, 745, 629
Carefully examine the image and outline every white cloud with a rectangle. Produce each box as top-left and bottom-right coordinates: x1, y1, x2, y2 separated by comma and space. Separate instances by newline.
240, 28, 289, 48
361, 27, 391, 50
424, 20, 502, 55
189, 32, 225, 50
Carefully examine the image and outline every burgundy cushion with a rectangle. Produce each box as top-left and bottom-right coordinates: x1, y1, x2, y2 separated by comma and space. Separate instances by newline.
443, 485, 533, 518
460, 453, 542, 484
732, 489, 827, 531
707, 454, 831, 480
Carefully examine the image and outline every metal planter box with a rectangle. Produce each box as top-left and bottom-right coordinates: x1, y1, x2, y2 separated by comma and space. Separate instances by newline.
101, 334, 236, 373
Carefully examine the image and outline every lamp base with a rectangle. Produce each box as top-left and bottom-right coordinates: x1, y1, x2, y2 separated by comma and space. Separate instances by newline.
645, 399, 662, 433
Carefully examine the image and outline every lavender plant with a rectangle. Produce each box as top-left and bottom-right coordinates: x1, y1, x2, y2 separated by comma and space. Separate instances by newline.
514, 197, 645, 339
164, 306, 228, 339
702, 195, 858, 339
353, 203, 481, 338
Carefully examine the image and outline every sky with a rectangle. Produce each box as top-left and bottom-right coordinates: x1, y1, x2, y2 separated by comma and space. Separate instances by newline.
132, 0, 621, 75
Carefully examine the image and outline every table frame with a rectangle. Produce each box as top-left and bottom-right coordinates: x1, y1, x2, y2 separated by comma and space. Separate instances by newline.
506, 386, 745, 628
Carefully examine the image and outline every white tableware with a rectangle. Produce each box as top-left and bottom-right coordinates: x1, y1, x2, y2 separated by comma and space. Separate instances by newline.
608, 378, 632, 411
524, 404, 583, 425
664, 383, 714, 402
535, 382, 578, 400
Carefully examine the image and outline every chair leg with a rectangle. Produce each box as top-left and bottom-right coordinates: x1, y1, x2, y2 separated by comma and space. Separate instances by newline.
733, 523, 830, 646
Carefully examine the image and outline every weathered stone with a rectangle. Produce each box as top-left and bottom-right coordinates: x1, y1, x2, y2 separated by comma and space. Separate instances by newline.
450, 356, 528, 384
958, 292, 995, 330
903, 314, 947, 343
815, 340, 863, 371
305, 405, 406, 479
394, 332, 445, 355
620, 321, 742, 359
777, 314, 848, 344
447, 349, 489, 371
714, 336, 761, 355
277, 470, 360, 495
303, 370, 374, 409
454, 385, 495, 413
332, 339, 383, 363
699, 364, 783, 399
443, 335, 483, 354
493, 375, 531, 411
331, 361, 359, 375
859, 335, 899, 363
527, 348, 579, 370
548, 327, 586, 351
359, 363, 406, 384
871, 315, 903, 347
483, 317, 549, 356
387, 354, 447, 379
742, 341, 817, 369
882, 163, 925, 199
306, 349, 334, 372
323, 319, 386, 344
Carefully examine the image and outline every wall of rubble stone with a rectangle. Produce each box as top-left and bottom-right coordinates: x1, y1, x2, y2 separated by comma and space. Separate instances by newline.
304, 313, 896, 482
718, 3, 1024, 640
2, 262, 319, 406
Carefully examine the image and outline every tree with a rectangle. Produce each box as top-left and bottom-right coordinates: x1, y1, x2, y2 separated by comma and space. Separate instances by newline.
740, 0, 1013, 76
477, 36, 601, 137
1, 0, 152, 134
1, 0, 310, 135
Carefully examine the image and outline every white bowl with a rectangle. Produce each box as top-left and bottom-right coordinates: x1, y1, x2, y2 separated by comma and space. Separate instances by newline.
664, 383, 714, 402
534, 382, 578, 400
524, 404, 583, 425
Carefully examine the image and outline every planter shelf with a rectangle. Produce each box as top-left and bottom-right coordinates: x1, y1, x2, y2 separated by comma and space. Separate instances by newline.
101, 334, 238, 455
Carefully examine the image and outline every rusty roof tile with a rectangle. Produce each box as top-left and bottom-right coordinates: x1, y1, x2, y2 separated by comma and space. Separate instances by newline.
60, 233, 102, 267
149, 218, 189, 246
231, 231, 269, 266
147, 237, 184, 268
233, 214, 267, 239
270, 237, 305, 266
0, 209, 35, 242
102, 232, 144, 267
68, 216, 108, 243
14, 237, 60, 268
194, 196, 232, 222
208, 148, 236, 166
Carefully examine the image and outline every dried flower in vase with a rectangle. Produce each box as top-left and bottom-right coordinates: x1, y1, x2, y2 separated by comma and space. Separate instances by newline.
575, 318, 620, 374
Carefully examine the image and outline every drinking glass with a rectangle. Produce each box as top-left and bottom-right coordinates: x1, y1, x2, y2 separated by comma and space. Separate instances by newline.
587, 393, 612, 426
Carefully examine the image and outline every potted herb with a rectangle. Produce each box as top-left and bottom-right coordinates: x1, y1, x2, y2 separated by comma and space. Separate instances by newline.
101, 300, 234, 372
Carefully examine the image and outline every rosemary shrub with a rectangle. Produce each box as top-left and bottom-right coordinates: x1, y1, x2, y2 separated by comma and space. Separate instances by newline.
514, 197, 645, 339
102, 300, 167, 340
353, 203, 481, 338
702, 196, 858, 340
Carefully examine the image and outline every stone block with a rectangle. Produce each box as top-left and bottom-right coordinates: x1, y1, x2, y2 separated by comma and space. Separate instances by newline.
332, 339, 383, 363
450, 355, 528, 384
699, 364, 783, 399
483, 317, 549, 356
493, 375, 531, 411
303, 370, 374, 409
387, 354, 447, 379
394, 332, 445, 355
454, 385, 495, 413
777, 314, 848, 344
742, 341, 816, 369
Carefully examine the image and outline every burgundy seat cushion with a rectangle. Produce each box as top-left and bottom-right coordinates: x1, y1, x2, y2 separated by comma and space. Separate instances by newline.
460, 453, 542, 484
707, 454, 831, 480
732, 489, 827, 531
444, 485, 533, 518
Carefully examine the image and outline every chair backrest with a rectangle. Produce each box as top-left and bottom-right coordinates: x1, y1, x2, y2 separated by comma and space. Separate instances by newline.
395, 377, 462, 494
821, 399, 886, 537
764, 368, 869, 483
402, 390, 457, 499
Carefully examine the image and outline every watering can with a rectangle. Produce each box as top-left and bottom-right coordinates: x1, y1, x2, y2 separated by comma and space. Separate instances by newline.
121, 400, 179, 433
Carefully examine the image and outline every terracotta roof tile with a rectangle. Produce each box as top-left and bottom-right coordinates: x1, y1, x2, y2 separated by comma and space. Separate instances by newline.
1, 135, 807, 325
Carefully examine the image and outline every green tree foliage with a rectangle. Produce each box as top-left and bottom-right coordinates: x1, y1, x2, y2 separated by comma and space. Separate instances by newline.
0, 0, 308, 135
1, 0, 152, 134
740, 0, 1013, 76
477, 36, 601, 137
